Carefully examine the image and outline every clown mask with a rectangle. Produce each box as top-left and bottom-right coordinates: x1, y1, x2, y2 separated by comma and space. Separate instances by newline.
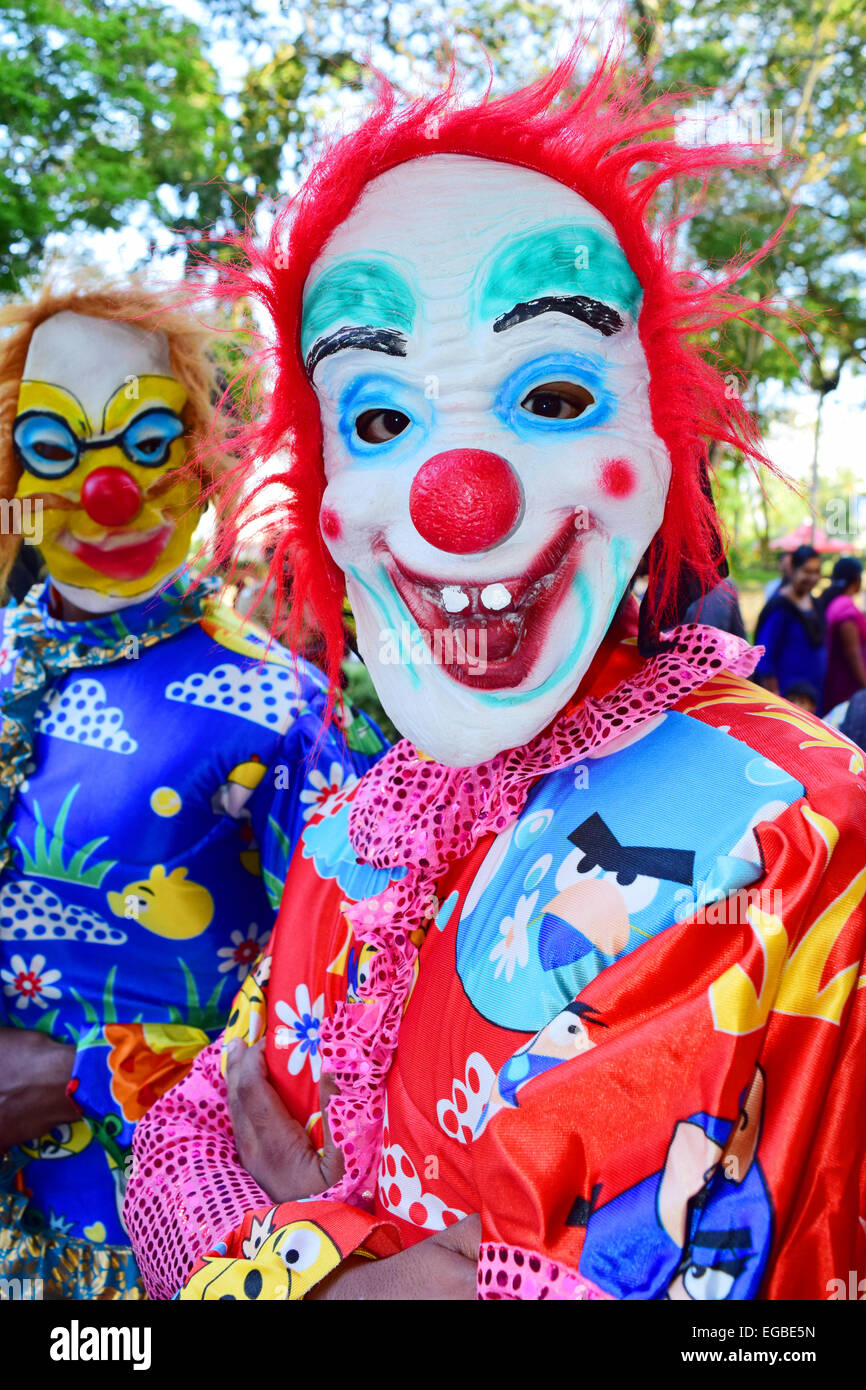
13, 311, 199, 613
305, 156, 672, 767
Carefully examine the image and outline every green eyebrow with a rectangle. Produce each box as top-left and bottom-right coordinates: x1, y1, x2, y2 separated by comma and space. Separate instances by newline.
301, 258, 417, 359
478, 224, 643, 324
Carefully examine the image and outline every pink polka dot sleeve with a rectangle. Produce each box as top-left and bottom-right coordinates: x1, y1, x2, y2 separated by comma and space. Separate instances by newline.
122, 1038, 268, 1300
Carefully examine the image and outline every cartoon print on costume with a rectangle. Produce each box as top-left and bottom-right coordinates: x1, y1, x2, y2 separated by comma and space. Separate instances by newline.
377, 1099, 468, 1231
179, 1220, 343, 1301
273, 983, 326, 1082
35, 678, 138, 753
301, 790, 406, 899
575, 1069, 772, 1300
217, 921, 267, 982
1, 950, 63, 1011
456, 712, 803, 1031
107, 864, 215, 940
475, 998, 605, 1136
0, 582, 382, 1257
105, 1022, 210, 1122
436, 1051, 499, 1144
165, 662, 303, 732
221, 953, 271, 1072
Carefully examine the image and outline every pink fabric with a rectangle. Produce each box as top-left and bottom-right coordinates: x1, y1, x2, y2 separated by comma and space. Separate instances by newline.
122, 1039, 268, 1301
824, 593, 866, 712
319, 625, 762, 1204
477, 1241, 614, 1300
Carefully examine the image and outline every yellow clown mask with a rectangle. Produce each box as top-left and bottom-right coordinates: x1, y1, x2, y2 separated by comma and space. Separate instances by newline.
13, 311, 200, 611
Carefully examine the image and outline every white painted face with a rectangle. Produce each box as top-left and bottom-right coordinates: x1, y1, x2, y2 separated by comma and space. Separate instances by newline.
304, 155, 671, 766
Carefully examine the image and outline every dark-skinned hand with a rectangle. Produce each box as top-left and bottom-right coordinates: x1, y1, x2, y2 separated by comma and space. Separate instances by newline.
0, 1026, 77, 1153
225, 1036, 344, 1201
225, 1036, 481, 1298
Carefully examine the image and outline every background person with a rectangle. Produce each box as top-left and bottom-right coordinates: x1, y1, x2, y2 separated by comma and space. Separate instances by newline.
753, 544, 825, 701
820, 557, 866, 712
763, 550, 791, 601
0, 278, 384, 1299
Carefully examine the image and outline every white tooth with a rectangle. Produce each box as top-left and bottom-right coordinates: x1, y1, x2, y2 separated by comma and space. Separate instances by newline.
441, 585, 470, 614
480, 583, 512, 612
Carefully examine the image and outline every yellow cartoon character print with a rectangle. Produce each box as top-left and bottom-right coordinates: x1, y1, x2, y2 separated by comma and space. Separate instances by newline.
179, 1213, 342, 1300
20, 1118, 94, 1161
107, 864, 214, 939
220, 953, 271, 1076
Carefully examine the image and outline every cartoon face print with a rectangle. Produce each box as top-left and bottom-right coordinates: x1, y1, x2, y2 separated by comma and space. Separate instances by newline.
305, 155, 672, 766
181, 1219, 342, 1300
14, 312, 198, 609
455, 711, 803, 1033
106, 864, 214, 940
576, 1070, 772, 1301
476, 996, 604, 1138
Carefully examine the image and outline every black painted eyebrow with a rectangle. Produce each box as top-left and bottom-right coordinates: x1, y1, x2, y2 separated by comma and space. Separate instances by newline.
690, 1228, 753, 1251
305, 326, 408, 377
493, 295, 624, 338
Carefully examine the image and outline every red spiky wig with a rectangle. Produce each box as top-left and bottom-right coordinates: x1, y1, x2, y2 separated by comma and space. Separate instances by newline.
210, 40, 784, 701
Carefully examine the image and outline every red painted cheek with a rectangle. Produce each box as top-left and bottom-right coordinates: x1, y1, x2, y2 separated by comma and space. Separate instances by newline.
598, 458, 637, 499
320, 507, 341, 541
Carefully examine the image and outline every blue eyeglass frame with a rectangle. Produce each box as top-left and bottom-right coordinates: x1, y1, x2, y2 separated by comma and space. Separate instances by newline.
12, 407, 186, 480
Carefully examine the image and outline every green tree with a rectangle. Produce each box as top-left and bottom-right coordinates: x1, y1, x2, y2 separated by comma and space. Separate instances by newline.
0, 0, 241, 290
633, 0, 866, 549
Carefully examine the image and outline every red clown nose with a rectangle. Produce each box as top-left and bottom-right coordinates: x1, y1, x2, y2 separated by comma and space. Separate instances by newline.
409, 449, 522, 554
80, 467, 143, 526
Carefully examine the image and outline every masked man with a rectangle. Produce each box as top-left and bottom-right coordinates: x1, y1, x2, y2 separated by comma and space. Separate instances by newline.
0, 281, 384, 1299
125, 53, 866, 1301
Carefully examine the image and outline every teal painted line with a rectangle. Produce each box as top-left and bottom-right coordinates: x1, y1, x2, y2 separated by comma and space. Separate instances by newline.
302, 258, 417, 357
348, 563, 422, 690
477, 223, 643, 323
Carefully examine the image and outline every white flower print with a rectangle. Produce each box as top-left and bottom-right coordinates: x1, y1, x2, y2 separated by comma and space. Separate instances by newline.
217, 922, 266, 981
488, 891, 538, 982
299, 762, 358, 822
273, 983, 325, 1081
0, 953, 62, 1011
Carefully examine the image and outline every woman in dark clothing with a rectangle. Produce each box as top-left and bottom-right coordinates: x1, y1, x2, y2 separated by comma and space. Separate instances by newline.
754, 544, 827, 704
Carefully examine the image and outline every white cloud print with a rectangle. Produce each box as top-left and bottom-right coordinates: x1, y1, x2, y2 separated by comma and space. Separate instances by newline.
165, 662, 303, 731
35, 678, 137, 753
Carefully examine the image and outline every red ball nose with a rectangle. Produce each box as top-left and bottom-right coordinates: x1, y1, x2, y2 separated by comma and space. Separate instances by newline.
80, 467, 142, 527
409, 449, 522, 554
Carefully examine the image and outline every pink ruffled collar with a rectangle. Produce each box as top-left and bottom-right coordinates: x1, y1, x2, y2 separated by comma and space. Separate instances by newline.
319, 625, 761, 1202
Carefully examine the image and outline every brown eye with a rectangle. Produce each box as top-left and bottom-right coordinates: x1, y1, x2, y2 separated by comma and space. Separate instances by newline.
355, 408, 411, 444
136, 436, 162, 455
34, 441, 74, 462
521, 380, 595, 420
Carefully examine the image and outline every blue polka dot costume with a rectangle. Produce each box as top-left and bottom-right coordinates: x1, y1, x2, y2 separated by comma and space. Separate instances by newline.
0, 580, 384, 1288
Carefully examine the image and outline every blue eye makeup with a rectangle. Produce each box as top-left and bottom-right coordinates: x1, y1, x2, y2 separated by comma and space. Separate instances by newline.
12, 412, 80, 478
12, 408, 185, 479
495, 353, 614, 438
337, 373, 429, 461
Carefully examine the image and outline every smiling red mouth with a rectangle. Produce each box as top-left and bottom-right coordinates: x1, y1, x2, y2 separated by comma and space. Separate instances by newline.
61, 524, 174, 581
387, 516, 587, 689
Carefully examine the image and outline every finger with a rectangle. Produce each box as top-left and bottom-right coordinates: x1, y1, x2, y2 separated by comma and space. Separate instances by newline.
434, 1213, 482, 1262
226, 1040, 285, 1143
318, 1073, 345, 1189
